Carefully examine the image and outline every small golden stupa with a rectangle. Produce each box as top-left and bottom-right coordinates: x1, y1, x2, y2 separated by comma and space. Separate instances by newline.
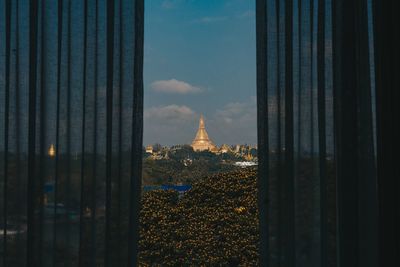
48, 144, 56, 157
191, 114, 216, 152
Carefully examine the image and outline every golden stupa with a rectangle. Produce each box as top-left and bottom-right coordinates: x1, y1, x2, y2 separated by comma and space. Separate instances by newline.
191, 114, 216, 152
48, 144, 56, 157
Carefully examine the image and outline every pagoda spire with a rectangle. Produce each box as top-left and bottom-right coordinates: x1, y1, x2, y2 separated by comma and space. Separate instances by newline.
191, 114, 216, 152
199, 114, 205, 129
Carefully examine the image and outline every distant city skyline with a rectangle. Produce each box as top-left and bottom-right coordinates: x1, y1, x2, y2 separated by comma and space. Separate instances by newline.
143, 0, 257, 146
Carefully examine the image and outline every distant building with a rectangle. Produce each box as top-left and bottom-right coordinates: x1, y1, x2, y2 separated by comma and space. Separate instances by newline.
191, 114, 217, 152
244, 152, 254, 161
234, 161, 258, 168
234, 144, 240, 153
170, 145, 184, 151
164, 151, 170, 160
219, 144, 231, 154
145, 145, 153, 154
152, 143, 163, 152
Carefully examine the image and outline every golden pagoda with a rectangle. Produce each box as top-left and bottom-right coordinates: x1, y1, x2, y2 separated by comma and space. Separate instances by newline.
145, 145, 153, 154
48, 144, 56, 157
191, 114, 217, 152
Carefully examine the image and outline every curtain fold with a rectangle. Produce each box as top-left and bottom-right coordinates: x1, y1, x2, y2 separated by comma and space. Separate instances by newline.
256, 0, 269, 266
257, 0, 379, 266
373, 0, 400, 266
1, 0, 397, 266
332, 0, 378, 266
0, 0, 144, 266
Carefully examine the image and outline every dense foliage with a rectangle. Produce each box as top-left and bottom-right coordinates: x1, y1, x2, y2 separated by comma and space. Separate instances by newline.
139, 168, 259, 266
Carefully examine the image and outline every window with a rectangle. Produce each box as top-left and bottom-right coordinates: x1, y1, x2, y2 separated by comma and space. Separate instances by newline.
1, 0, 398, 266
140, 1, 259, 265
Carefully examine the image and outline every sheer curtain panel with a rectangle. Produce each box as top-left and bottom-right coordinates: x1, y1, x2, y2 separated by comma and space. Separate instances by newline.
0, 0, 144, 266
373, 0, 400, 266
256, 0, 380, 266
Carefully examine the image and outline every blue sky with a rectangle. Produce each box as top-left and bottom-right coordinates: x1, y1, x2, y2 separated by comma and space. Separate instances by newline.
143, 0, 256, 146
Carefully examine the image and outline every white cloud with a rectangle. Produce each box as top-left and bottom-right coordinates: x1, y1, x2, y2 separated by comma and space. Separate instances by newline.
192, 16, 228, 24
144, 105, 196, 123
214, 98, 256, 125
208, 97, 257, 145
143, 105, 198, 145
150, 79, 203, 94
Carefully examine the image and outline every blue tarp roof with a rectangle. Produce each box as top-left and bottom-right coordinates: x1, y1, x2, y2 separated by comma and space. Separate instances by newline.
143, 184, 192, 192
160, 184, 192, 191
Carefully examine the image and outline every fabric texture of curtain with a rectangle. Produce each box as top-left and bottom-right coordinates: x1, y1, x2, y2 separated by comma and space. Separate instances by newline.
0, 0, 144, 266
257, 0, 336, 265
373, 0, 400, 266
256, 0, 386, 266
1, 0, 398, 266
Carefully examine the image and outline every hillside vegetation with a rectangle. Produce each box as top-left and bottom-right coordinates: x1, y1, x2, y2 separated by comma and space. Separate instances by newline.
139, 168, 259, 266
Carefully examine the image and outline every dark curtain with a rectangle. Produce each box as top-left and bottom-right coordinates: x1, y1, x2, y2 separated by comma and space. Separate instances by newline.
332, 0, 378, 266
1, 0, 397, 266
257, 0, 380, 266
0, 0, 144, 266
373, 0, 400, 266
